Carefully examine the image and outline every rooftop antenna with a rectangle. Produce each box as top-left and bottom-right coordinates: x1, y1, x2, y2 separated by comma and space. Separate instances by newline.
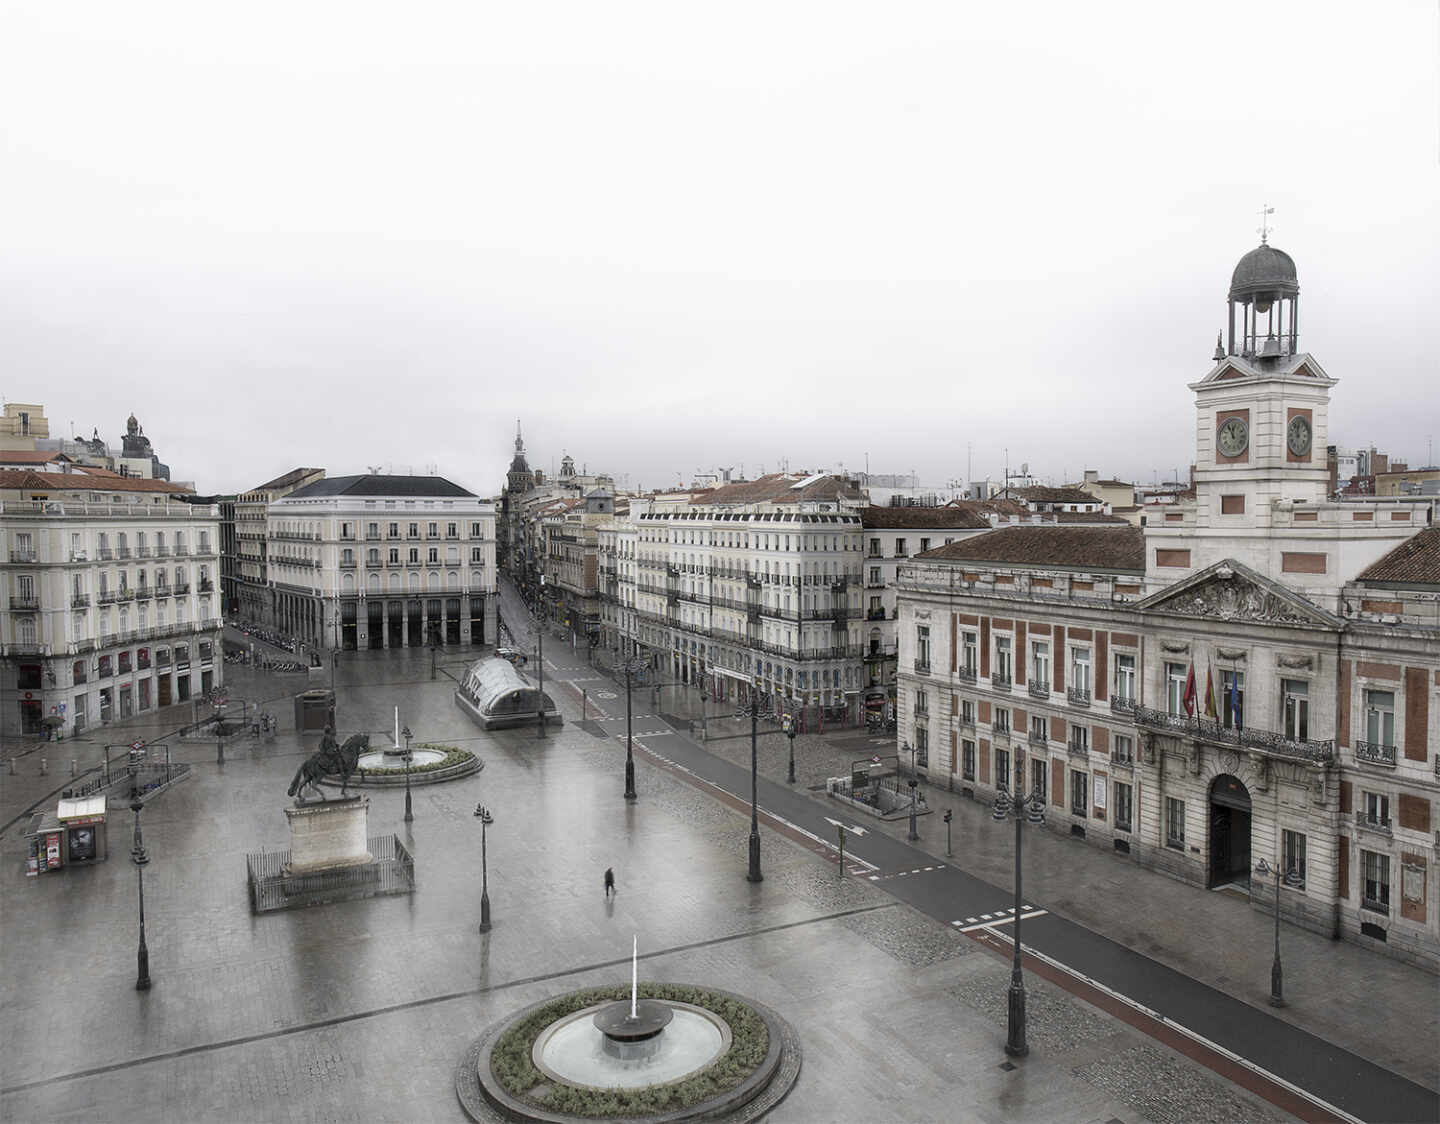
367, 464, 382, 475
1257, 203, 1274, 244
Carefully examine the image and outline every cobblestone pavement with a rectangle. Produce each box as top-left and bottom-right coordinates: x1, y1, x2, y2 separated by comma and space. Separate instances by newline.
0, 641, 1421, 1121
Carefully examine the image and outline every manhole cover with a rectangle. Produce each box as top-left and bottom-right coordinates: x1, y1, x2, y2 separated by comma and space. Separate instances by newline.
595, 690, 617, 700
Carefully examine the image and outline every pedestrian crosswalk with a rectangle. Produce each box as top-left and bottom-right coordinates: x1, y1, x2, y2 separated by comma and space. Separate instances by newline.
953, 907, 1047, 932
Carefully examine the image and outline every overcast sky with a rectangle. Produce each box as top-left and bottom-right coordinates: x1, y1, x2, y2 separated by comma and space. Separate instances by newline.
3, 2, 1437, 496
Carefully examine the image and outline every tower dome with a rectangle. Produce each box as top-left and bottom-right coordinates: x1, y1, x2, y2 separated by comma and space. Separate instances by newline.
1229, 243, 1299, 304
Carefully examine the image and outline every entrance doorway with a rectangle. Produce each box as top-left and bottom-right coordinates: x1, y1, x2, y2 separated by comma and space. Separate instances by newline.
1208, 774, 1252, 889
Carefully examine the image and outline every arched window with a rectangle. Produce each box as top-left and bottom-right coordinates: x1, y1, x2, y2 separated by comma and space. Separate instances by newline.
428, 572, 440, 591
367, 573, 380, 593
408, 572, 420, 592
342, 572, 355, 593
447, 571, 459, 589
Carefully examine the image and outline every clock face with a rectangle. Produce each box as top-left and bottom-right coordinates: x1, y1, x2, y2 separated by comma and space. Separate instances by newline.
1287, 415, 1312, 457
1217, 417, 1249, 458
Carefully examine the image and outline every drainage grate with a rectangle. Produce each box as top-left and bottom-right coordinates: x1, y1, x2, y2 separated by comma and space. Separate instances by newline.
999, 1061, 1017, 1071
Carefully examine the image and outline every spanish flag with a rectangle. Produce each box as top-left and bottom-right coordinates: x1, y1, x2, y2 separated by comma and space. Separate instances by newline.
1182, 663, 1197, 717
1204, 664, 1218, 720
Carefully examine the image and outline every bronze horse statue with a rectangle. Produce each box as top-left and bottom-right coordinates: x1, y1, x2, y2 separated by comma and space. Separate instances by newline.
288, 730, 369, 802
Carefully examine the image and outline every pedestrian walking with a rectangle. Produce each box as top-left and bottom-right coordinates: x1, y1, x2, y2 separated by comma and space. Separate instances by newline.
604, 867, 616, 898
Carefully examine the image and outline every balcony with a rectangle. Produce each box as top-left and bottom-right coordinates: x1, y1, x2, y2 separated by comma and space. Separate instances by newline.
866, 609, 887, 621
991, 727, 1011, 745
1109, 755, 1134, 772
116, 546, 131, 559
154, 545, 171, 557
194, 543, 217, 557
365, 532, 382, 541
340, 559, 358, 569
990, 672, 1012, 692
136, 546, 152, 558
69, 551, 89, 563
173, 583, 191, 595
98, 548, 114, 561
1028, 729, 1048, 747
1353, 810, 1392, 837
199, 580, 214, 593
1132, 705, 1335, 764
9, 593, 39, 610
97, 589, 120, 605
1028, 679, 1049, 700
958, 715, 976, 731
1355, 740, 1397, 767
863, 644, 897, 663
173, 545, 190, 556
957, 665, 977, 685
1067, 686, 1092, 708
71, 593, 91, 608
9, 548, 40, 563
1110, 695, 1137, 717
913, 660, 930, 676
1068, 735, 1089, 757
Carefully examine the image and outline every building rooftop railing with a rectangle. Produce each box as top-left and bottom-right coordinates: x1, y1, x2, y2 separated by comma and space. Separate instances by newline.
1132, 705, 1334, 763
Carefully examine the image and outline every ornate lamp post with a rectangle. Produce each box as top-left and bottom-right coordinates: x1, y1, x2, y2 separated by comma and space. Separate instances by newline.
536, 576, 546, 740
623, 657, 643, 801
401, 723, 414, 823
747, 681, 763, 883
1254, 856, 1303, 1007
329, 648, 339, 725
991, 754, 1045, 1057
130, 799, 152, 991
782, 711, 797, 784
474, 803, 494, 933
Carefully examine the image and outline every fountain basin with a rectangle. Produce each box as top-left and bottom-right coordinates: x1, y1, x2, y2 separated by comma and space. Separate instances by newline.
357, 748, 445, 771
534, 1001, 728, 1091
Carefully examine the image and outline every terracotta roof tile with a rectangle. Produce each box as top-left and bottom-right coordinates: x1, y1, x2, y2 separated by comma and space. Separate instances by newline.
914, 525, 1145, 571
0, 469, 191, 493
0, 450, 74, 464
1356, 526, 1440, 585
696, 473, 861, 506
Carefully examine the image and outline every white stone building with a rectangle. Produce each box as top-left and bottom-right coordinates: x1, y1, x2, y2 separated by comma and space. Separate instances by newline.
0, 469, 223, 739
264, 474, 496, 652
235, 467, 326, 623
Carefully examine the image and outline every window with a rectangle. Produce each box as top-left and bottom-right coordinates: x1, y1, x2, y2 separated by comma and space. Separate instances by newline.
447, 522, 457, 537
915, 626, 931, 670
388, 522, 399, 537
1031, 758, 1047, 801
1365, 690, 1395, 747
914, 689, 928, 715
408, 522, 419, 538
1114, 782, 1133, 831
1266, 676, 1307, 741
1030, 714, 1048, 743
368, 522, 380, 538
1031, 641, 1050, 688
960, 699, 975, 726
869, 566, 881, 585
1362, 850, 1390, 913
1071, 648, 1091, 695
428, 547, 439, 564
341, 522, 352, 539
1112, 734, 1134, 765
428, 521, 438, 537
962, 632, 977, 673
1363, 791, 1390, 828
995, 636, 1012, 683
869, 538, 881, 557
993, 707, 1010, 734
1111, 653, 1134, 696
1070, 770, 1088, 817
342, 548, 354, 565
996, 747, 1011, 791
1166, 797, 1186, 847
962, 739, 976, 781
408, 548, 419, 564
919, 538, 930, 553
471, 547, 483, 563
1166, 663, 1188, 716
915, 726, 929, 767
1282, 830, 1307, 889
1222, 669, 1245, 729
388, 548, 399, 564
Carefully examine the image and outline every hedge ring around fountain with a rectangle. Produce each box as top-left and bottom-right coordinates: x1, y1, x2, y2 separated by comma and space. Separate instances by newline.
455, 980, 800, 1123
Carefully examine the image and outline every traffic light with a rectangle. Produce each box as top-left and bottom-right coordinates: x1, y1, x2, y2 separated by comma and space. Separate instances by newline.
943, 809, 953, 824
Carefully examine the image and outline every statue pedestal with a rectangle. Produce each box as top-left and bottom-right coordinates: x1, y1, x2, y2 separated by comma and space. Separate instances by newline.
283, 796, 372, 876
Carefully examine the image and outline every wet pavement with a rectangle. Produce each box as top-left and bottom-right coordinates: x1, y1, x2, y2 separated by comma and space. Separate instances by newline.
0, 578, 1433, 1123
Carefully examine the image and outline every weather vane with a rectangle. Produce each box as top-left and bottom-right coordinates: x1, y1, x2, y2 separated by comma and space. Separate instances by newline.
1257, 203, 1275, 244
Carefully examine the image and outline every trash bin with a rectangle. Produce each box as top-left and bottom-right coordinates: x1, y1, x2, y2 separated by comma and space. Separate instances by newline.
294, 689, 334, 733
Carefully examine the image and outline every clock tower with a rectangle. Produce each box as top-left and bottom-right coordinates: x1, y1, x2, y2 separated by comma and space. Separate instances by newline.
1190, 236, 1335, 529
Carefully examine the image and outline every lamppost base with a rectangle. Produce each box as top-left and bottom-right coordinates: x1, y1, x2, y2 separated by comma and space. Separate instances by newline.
746, 832, 763, 883
624, 759, 637, 802
907, 815, 919, 842
479, 896, 492, 934
136, 945, 151, 991
1268, 995, 1286, 1008
1005, 983, 1028, 1057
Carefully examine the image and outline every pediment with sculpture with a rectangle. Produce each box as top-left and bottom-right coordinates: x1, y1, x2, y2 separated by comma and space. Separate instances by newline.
1138, 559, 1341, 631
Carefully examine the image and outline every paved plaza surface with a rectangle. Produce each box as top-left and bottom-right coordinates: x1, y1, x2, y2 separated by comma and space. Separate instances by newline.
0, 602, 1436, 1123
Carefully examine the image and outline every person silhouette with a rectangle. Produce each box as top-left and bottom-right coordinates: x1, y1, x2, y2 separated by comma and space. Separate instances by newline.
604, 867, 616, 899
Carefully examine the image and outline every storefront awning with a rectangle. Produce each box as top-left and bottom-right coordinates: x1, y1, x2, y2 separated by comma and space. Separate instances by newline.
714, 666, 751, 683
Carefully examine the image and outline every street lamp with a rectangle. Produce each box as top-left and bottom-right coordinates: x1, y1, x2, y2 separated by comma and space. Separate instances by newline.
1254, 856, 1303, 1007
401, 723, 414, 823
747, 682, 763, 883
902, 741, 919, 842
329, 649, 339, 726
474, 803, 494, 933
130, 799, 152, 991
782, 710, 797, 784
991, 754, 1046, 1057
536, 576, 546, 739
623, 657, 643, 801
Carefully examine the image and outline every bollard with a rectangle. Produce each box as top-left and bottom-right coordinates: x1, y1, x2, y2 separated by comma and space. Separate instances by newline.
7, 757, 13, 775
70, 759, 77, 777
582, 688, 587, 722
40, 758, 48, 776
217, 739, 225, 765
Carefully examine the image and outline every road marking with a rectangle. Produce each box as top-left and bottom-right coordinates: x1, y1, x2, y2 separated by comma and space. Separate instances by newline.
959, 910, 1047, 933
965, 917, 978, 924
823, 816, 867, 836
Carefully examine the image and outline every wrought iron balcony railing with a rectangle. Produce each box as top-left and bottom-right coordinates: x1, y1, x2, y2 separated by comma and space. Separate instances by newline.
1110, 695, 1137, 716
1028, 679, 1049, 699
957, 666, 977, 685
990, 672, 1012, 691
1132, 705, 1334, 763
1355, 740, 1397, 767
1067, 686, 1092, 708
1068, 735, 1089, 757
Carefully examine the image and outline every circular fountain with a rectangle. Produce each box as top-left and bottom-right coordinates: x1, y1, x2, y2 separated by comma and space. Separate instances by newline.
356, 746, 445, 771
456, 936, 800, 1122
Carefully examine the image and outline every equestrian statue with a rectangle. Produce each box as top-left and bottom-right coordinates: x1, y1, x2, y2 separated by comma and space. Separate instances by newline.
287, 725, 369, 802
